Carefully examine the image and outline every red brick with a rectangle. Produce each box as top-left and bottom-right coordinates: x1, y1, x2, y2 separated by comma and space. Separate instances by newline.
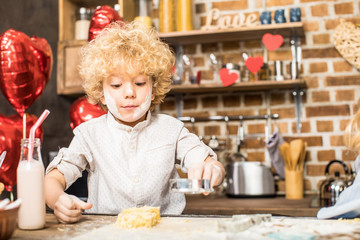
193, 57, 205, 67
184, 98, 197, 109
335, 2, 354, 15
245, 138, 265, 149
303, 48, 341, 59
291, 121, 310, 133
309, 62, 328, 73
160, 98, 175, 111
303, 21, 319, 32
313, 34, 330, 44
306, 105, 350, 117
317, 150, 336, 162
330, 135, 344, 146
336, 90, 354, 102
216, 109, 255, 116
304, 76, 319, 88
247, 123, 265, 134
212, 0, 248, 10
284, 136, 322, 147
247, 151, 265, 162
316, 120, 333, 132
312, 91, 330, 102
311, 4, 329, 17
333, 61, 354, 72
266, 0, 294, 6
223, 95, 241, 107
266, 107, 295, 119
204, 125, 221, 136
276, 122, 289, 134
270, 93, 285, 105
182, 111, 210, 118
195, 3, 206, 14
244, 94, 263, 106
201, 96, 218, 108
306, 164, 325, 177
325, 75, 360, 86
222, 41, 240, 51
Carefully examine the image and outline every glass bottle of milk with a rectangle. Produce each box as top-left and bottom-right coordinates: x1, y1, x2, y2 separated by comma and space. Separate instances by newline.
17, 138, 45, 230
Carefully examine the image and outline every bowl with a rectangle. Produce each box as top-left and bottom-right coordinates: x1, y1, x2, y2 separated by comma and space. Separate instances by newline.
0, 206, 19, 240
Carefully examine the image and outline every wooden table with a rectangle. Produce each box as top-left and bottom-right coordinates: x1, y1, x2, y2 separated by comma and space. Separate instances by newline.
11, 195, 320, 239
184, 194, 320, 217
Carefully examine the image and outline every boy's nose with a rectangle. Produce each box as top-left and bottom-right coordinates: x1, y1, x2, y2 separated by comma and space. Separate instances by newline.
124, 83, 135, 98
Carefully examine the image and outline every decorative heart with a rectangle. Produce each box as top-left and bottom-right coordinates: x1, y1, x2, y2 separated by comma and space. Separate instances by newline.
262, 33, 284, 51
245, 57, 264, 74
333, 19, 360, 70
0, 29, 53, 117
69, 97, 107, 129
88, 5, 124, 42
219, 68, 238, 86
0, 114, 43, 191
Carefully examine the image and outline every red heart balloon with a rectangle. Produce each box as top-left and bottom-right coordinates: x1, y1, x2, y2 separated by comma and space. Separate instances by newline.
245, 57, 264, 74
0, 114, 43, 191
262, 33, 284, 51
69, 97, 107, 129
88, 5, 124, 42
219, 68, 238, 87
0, 29, 53, 117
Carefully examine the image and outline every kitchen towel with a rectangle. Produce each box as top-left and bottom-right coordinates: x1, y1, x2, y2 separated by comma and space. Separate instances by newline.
267, 128, 285, 179
317, 156, 360, 219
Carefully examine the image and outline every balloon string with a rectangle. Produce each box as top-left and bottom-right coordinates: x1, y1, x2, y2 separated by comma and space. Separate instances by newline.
27, 110, 50, 162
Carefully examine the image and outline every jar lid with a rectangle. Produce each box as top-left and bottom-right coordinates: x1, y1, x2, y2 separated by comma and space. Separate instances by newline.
222, 63, 240, 70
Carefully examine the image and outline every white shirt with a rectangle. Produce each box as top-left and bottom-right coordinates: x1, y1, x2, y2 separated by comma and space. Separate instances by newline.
46, 112, 216, 214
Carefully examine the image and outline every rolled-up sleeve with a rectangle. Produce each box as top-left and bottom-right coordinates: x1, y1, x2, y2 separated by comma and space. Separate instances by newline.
175, 126, 217, 172
45, 129, 95, 190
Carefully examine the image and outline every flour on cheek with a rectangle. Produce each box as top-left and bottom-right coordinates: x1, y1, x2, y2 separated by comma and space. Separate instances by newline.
104, 85, 152, 123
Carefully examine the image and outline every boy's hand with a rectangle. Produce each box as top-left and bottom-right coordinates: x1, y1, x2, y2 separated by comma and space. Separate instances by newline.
188, 156, 225, 195
53, 194, 92, 223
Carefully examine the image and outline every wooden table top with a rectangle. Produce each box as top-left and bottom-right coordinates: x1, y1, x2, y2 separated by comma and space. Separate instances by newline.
11, 194, 320, 239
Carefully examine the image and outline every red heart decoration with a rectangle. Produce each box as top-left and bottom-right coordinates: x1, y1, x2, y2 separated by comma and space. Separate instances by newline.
88, 5, 124, 42
69, 97, 107, 129
245, 57, 264, 74
262, 33, 284, 51
219, 68, 238, 87
0, 29, 53, 117
0, 114, 43, 191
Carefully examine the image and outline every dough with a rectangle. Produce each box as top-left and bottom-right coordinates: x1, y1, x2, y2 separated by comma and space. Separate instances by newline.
115, 206, 161, 228
217, 214, 272, 232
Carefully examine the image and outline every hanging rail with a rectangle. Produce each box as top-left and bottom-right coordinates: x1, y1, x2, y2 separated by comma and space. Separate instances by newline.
178, 113, 279, 123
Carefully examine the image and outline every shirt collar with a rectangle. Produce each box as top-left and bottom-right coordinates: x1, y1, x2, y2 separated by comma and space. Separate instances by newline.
106, 111, 152, 131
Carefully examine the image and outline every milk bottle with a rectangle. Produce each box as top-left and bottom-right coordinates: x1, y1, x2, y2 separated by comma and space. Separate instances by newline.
17, 138, 45, 230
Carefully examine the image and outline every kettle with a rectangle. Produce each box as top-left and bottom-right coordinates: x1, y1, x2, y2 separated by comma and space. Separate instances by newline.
319, 160, 354, 207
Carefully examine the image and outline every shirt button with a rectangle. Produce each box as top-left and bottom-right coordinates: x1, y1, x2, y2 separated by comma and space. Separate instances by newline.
133, 177, 139, 183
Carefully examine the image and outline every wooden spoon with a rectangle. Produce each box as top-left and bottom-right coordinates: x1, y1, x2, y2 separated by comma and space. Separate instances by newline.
297, 142, 307, 171
290, 139, 303, 171
279, 142, 291, 170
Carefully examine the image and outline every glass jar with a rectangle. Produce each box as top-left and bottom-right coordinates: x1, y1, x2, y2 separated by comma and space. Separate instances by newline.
222, 63, 241, 83
17, 138, 45, 230
75, 7, 91, 40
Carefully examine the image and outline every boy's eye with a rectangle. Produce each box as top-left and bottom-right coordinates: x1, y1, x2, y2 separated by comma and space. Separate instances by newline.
136, 82, 146, 86
111, 84, 121, 88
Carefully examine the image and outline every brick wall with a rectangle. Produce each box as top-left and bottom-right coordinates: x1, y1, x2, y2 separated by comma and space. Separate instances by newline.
154, 0, 360, 194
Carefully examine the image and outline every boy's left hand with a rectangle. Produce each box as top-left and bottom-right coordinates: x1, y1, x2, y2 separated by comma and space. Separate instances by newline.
188, 156, 225, 194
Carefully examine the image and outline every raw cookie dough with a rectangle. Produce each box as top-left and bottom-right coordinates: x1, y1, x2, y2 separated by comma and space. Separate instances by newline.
116, 206, 161, 228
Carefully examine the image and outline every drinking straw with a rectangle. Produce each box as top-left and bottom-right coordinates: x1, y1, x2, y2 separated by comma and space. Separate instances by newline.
27, 109, 50, 162
23, 114, 26, 139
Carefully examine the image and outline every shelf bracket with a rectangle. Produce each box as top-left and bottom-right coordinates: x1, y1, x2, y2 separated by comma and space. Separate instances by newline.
293, 88, 304, 133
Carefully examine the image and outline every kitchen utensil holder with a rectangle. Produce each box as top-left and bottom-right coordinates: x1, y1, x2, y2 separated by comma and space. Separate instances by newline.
285, 168, 304, 199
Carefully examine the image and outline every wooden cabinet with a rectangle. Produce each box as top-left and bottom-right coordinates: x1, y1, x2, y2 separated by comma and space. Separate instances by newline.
57, 7, 306, 95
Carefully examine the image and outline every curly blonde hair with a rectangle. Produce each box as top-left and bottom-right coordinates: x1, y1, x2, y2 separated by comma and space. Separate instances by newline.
79, 21, 175, 111
344, 109, 360, 154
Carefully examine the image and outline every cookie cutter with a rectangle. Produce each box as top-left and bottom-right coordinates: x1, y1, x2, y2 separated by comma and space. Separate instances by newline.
169, 179, 213, 194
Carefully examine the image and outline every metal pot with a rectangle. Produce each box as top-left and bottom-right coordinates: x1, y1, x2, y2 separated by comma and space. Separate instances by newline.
226, 161, 275, 197
319, 160, 354, 207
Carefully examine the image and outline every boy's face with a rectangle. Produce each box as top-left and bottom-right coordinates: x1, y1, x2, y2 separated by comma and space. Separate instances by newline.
101, 70, 154, 127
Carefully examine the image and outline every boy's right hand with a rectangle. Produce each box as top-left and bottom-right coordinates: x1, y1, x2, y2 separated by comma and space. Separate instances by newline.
53, 194, 92, 223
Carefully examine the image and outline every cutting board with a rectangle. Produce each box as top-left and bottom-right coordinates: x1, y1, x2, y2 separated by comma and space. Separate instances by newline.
71, 216, 360, 240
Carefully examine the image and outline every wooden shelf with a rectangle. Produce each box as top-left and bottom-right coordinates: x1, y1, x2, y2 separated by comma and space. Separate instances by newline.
159, 22, 304, 45
170, 79, 306, 94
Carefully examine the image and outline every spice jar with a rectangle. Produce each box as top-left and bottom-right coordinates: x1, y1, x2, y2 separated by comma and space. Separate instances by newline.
159, 0, 176, 32
222, 63, 241, 83
75, 7, 91, 40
